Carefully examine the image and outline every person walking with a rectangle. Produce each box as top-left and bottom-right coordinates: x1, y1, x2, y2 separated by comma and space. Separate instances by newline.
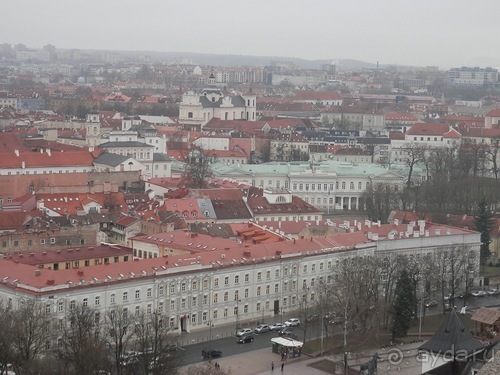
281, 362, 284, 372
271, 360, 275, 371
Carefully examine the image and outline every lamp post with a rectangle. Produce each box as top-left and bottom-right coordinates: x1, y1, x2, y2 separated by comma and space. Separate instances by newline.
235, 299, 241, 331
302, 287, 309, 344
320, 312, 324, 356
207, 320, 213, 341
418, 296, 424, 341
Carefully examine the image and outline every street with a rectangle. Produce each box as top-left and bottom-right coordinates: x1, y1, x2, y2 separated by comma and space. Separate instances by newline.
177, 293, 500, 369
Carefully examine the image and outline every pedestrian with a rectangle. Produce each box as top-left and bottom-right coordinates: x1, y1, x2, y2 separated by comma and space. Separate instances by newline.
281, 362, 284, 371
281, 352, 284, 361
271, 360, 275, 371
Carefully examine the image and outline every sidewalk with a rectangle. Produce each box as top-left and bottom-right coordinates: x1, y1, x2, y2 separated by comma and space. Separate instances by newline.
179, 346, 331, 375
177, 317, 426, 375
178, 336, 425, 375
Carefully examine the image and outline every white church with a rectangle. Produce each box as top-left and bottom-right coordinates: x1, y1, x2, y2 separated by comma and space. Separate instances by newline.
178, 74, 257, 129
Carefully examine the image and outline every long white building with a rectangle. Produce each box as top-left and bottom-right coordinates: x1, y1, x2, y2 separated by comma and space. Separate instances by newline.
0, 220, 480, 336
211, 161, 416, 211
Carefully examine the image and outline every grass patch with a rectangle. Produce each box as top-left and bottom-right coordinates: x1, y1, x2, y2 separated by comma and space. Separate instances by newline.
309, 359, 336, 372
303, 312, 474, 357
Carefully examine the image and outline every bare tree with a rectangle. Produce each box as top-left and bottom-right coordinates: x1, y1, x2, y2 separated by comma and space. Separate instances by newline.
362, 182, 401, 223
485, 136, 500, 180
11, 300, 52, 375
323, 256, 381, 347
401, 143, 427, 189
431, 245, 475, 314
105, 307, 134, 375
0, 301, 16, 373
57, 304, 109, 375
182, 148, 214, 189
133, 310, 181, 375
378, 254, 406, 327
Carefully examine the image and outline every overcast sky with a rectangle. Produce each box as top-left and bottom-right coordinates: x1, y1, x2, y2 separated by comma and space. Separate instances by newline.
3, 0, 500, 69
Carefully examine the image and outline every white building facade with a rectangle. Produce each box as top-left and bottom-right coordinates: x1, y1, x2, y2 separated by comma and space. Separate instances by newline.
211, 161, 410, 211
0, 222, 481, 338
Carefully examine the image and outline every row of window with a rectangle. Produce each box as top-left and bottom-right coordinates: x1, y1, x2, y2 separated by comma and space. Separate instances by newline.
0, 237, 83, 247
293, 181, 368, 191
3, 169, 88, 176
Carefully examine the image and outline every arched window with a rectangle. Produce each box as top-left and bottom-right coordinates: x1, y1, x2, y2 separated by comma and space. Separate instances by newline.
358, 182, 362, 189
188, 112, 193, 118
276, 196, 286, 203
350, 182, 354, 190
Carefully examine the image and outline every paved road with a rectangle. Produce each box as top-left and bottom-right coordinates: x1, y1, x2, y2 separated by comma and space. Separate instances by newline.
176, 292, 500, 372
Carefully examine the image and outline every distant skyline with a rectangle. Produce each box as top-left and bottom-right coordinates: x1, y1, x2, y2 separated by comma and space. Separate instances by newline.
3, 0, 500, 70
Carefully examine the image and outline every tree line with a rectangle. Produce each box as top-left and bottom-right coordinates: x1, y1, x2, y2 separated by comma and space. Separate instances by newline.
0, 302, 185, 375
307, 245, 477, 347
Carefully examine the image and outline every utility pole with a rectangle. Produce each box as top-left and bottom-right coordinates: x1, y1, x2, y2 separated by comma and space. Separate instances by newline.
236, 299, 241, 331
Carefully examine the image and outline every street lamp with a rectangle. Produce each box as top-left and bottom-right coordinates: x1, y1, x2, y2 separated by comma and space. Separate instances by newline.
302, 287, 309, 344
235, 299, 241, 331
208, 320, 213, 341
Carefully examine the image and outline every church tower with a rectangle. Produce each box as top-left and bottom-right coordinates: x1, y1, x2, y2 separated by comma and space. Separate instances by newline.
241, 88, 257, 121
85, 112, 101, 147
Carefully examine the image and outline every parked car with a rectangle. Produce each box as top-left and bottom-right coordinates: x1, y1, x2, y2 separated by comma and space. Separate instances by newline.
425, 300, 438, 308
279, 327, 297, 339
254, 324, 271, 334
284, 318, 300, 327
472, 291, 487, 297
237, 334, 254, 343
236, 328, 253, 337
202, 348, 222, 359
306, 314, 319, 322
487, 289, 500, 296
443, 294, 454, 301
270, 322, 286, 331
278, 327, 294, 336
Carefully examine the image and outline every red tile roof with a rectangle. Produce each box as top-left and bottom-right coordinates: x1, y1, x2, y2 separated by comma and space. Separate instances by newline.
192, 189, 245, 200
246, 187, 322, 216
0, 221, 478, 293
458, 125, 500, 138
3, 245, 132, 266
406, 123, 458, 137
0, 151, 94, 169
36, 192, 127, 215
486, 109, 500, 117
292, 90, 342, 101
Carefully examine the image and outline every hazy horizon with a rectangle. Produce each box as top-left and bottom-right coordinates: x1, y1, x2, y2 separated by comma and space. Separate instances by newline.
3, 0, 500, 70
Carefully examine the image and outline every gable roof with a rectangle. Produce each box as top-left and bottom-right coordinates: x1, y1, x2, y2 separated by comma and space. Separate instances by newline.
0, 150, 94, 169
419, 309, 483, 358
406, 123, 456, 136
470, 307, 500, 326
486, 109, 500, 117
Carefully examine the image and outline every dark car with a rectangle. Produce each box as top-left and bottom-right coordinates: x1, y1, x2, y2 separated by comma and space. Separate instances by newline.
202, 348, 222, 359
278, 327, 297, 338
237, 334, 254, 343
425, 300, 438, 308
